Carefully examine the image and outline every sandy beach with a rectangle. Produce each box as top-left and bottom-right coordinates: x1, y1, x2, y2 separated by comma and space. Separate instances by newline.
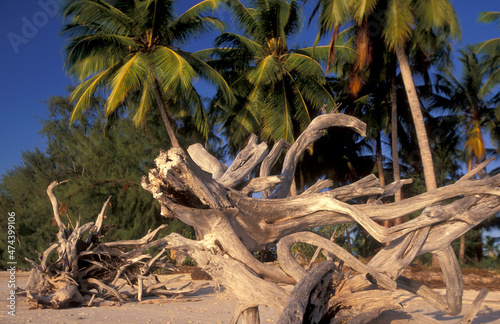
1, 271, 499, 323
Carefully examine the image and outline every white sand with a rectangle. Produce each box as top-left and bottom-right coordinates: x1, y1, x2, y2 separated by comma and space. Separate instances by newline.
1, 271, 499, 323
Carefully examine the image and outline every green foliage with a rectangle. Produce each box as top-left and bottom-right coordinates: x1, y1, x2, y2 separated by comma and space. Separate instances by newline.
434, 47, 500, 167
1, 0, 498, 272
0, 92, 196, 269
210, 0, 340, 151
290, 224, 356, 262
182, 255, 197, 266
63, 0, 232, 143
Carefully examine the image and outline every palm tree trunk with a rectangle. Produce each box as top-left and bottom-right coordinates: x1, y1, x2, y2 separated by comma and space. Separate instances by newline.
391, 77, 404, 227
152, 78, 181, 148
376, 134, 392, 229
459, 235, 465, 262
376, 134, 385, 187
459, 160, 476, 263
391, 77, 402, 203
396, 46, 437, 192
396, 46, 440, 268
476, 231, 483, 263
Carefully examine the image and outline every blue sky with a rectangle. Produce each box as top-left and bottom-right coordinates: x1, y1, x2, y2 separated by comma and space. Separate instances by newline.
0, 0, 499, 177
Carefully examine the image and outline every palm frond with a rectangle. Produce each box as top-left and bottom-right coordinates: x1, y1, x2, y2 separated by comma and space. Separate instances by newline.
296, 76, 336, 109
176, 50, 235, 105
184, 84, 210, 138
63, 0, 133, 35
298, 43, 355, 69
256, 0, 294, 42
480, 65, 500, 98
229, 86, 263, 146
317, 0, 350, 33
174, 0, 221, 22
351, 0, 378, 24
169, 15, 225, 45
61, 22, 123, 38
247, 55, 283, 86
479, 11, 500, 25
152, 46, 197, 94
416, 0, 460, 40
261, 80, 294, 143
133, 0, 175, 44
216, 32, 264, 57
286, 72, 311, 127
106, 53, 147, 116
284, 0, 302, 37
64, 34, 137, 79
132, 75, 154, 127
282, 53, 325, 80
383, 0, 414, 51
226, 0, 259, 37
70, 66, 116, 124
476, 38, 500, 55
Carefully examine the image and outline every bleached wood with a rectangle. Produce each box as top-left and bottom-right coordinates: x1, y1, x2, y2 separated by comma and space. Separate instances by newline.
103, 224, 167, 247
87, 278, 125, 303
459, 288, 488, 324
237, 175, 283, 195
272, 114, 367, 198
47, 180, 69, 238
187, 143, 227, 180
28, 111, 500, 322
302, 178, 334, 195
93, 195, 111, 237
277, 261, 334, 324
260, 139, 290, 198
218, 134, 269, 188
396, 246, 463, 315
277, 232, 395, 290
457, 156, 495, 183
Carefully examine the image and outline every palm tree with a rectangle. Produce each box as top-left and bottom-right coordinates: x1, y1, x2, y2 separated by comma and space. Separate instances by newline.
210, 0, 354, 150
63, 0, 233, 148
433, 46, 500, 262
434, 47, 499, 173
381, 0, 460, 192
308, 0, 460, 192
476, 11, 500, 106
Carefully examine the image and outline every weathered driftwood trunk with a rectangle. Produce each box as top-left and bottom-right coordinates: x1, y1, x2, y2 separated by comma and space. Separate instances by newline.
139, 113, 499, 323
27, 112, 498, 322
23, 181, 205, 309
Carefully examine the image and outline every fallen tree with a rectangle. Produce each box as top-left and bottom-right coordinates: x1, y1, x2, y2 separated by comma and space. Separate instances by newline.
26, 112, 499, 323
140, 113, 499, 323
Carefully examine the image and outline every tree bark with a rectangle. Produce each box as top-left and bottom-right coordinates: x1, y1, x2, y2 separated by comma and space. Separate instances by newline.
396, 46, 437, 192
396, 46, 440, 267
376, 133, 385, 187
459, 235, 466, 262
152, 78, 181, 148
391, 76, 402, 203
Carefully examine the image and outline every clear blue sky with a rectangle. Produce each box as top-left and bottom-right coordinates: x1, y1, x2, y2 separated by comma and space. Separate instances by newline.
0, 0, 499, 177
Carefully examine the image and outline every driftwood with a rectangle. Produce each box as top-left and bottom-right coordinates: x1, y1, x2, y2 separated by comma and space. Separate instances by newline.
138, 112, 498, 323
23, 181, 202, 308
28, 112, 497, 322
